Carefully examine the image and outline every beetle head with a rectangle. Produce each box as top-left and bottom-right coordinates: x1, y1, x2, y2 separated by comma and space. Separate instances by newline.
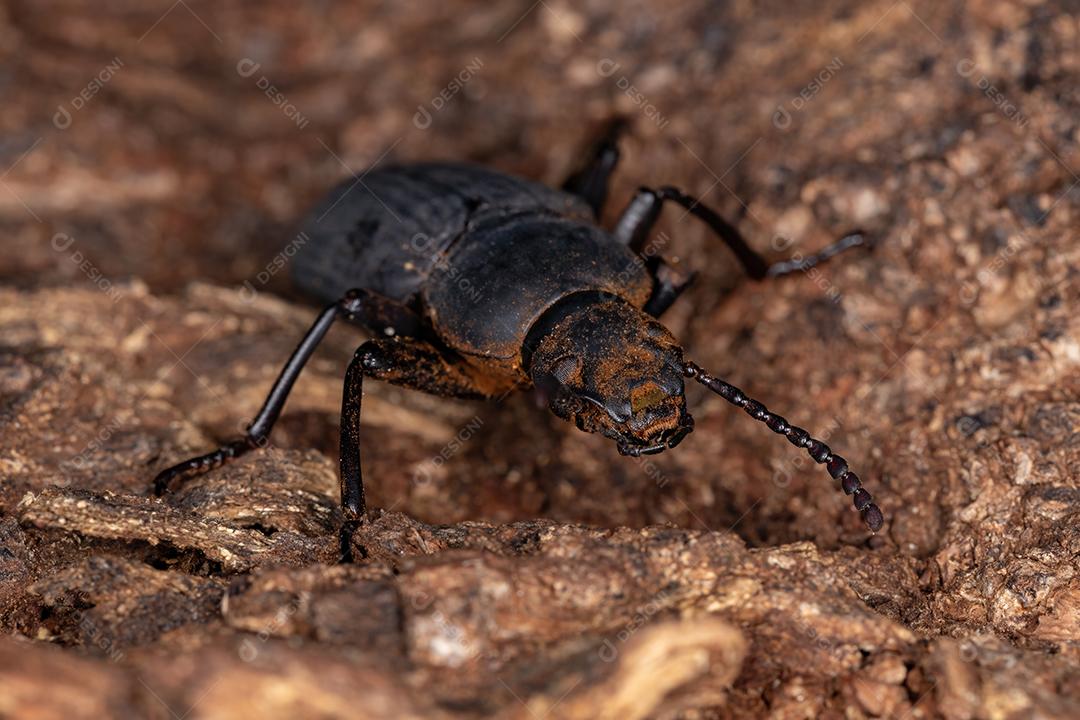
528, 298, 693, 455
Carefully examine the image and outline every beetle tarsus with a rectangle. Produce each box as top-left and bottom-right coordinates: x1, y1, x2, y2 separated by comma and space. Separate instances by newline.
339, 519, 361, 563
153, 438, 255, 495
684, 361, 884, 533
617, 441, 668, 457
764, 232, 868, 277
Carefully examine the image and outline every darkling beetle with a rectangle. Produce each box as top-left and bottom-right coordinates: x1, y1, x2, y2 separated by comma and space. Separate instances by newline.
154, 122, 884, 546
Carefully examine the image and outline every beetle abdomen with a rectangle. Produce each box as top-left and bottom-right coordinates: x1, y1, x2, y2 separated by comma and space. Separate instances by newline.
290, 163, 592, 305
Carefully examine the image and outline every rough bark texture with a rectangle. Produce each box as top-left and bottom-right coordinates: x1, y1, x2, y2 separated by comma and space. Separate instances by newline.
1, 0, 1079, 718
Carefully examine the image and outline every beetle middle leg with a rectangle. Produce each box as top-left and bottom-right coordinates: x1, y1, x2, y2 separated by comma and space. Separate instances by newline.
614, 186, 867, 280
339, 338, 490, 557
642, 257, 696, 318
152, 288, 423, 496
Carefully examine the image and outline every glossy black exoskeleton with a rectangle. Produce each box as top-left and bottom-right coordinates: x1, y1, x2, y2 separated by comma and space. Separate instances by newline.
154, 122, 884, 550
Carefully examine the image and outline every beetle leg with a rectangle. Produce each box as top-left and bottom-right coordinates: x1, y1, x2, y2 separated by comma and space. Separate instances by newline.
339, 338, 490, 558
561, 117, 628, 217
643, 257, 696, 318
153, 288, 407, 496
341, 288, 427, 339
612, 187, 666, 254
614, 186, 867, 279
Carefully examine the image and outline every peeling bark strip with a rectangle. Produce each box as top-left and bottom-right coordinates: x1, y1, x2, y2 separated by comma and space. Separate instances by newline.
0, 620, 744, 720
17, 489, 332, 572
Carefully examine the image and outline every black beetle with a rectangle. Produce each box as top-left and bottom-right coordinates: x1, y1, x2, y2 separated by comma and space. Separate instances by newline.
154, 123, 884, 545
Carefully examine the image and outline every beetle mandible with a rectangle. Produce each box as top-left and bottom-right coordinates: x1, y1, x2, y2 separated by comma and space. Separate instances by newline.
154, 122, 884, 547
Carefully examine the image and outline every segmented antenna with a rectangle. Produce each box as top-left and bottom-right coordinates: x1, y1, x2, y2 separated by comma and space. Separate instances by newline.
683, 361, 883, 532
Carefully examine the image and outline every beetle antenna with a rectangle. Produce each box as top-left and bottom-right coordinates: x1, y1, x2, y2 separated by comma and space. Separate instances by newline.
683, 361, 883, 533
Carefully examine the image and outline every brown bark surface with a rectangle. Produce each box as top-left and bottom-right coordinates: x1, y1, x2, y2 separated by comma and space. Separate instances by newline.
1, 1, 1078, 717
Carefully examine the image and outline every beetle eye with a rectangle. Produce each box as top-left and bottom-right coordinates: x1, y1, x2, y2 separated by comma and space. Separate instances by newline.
551, 356, 579, 384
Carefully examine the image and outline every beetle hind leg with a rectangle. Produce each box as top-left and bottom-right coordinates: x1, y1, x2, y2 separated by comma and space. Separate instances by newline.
561, 117, 628, 217
152, 287, 420, 497
153, 297, 346, 496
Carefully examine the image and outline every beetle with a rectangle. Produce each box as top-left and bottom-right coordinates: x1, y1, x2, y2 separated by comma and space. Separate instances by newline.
153, 122, 884, 549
